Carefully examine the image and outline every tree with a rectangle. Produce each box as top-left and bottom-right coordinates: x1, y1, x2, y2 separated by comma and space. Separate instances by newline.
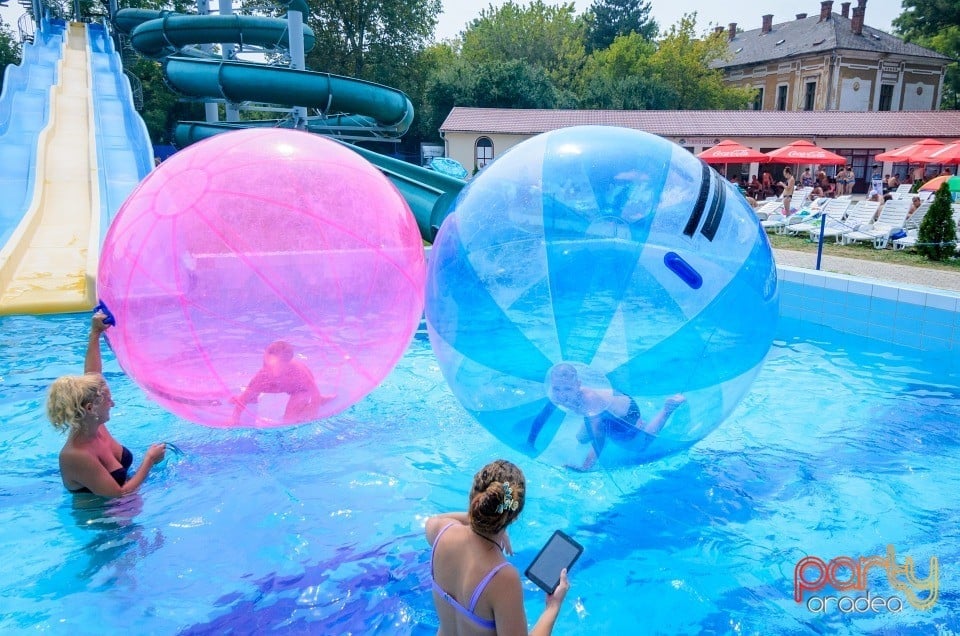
128, 56, 203, 144
423, 57, 558, 136
578, 32, 662, 108
305, 0, 442, 83
644, 14, 755, 110
459, 1, 587, 96
893, 0, 960, 39
395, 41, 457, 147
894, 0, 960, 109
585, 0, 657, 52
1, 18, 22, 91
917, 182, 957, 261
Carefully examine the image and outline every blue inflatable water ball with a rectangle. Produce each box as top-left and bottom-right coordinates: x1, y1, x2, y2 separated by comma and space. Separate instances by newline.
425, 126, 779, 469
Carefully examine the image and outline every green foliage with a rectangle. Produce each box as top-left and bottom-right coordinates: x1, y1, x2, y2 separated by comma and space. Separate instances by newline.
459, 1, 587, 94
918, 183, 957, 261
403, 42, 457, 143
0, 18, 22, 90
128, 57, 202, 144
645, 14, 755, 110
894, 1, 960, 109
579, 32, 659, 108
585, 0, 657, 52
423, 58, 558, 134
305, 0, 442, 81
893, 0, 960, 39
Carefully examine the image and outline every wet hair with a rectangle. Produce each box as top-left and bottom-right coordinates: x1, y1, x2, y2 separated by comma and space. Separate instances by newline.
46, 373, 106, 433
265, 340, 294, 361
469, 459, 526, 535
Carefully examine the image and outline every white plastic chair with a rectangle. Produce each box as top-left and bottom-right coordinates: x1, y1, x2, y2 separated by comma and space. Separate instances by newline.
801, 199, 851, 240
891, 184, 913, 200
816, 200, 879, 243
753, 200, 783, 221
840, 199, 911, 249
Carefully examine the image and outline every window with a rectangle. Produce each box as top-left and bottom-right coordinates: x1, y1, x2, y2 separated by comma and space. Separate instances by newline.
878, 84, 894, 111
804, 81, 816, 110
776, 85, 788, 110
753, 87, 764, 110
475, 137, 493, 170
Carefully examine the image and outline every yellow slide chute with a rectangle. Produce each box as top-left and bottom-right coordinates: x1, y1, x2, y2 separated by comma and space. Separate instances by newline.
0, 22, 100, 315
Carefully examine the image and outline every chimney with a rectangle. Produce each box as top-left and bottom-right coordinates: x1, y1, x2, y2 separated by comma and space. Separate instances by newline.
858, 0, 867, 23
714, 26, 724, 35
762, 14, 773, 33
841, 2, 850, 18
728, 22, 737, 40
820, 1, 833, 21
796, 13, 807, 19
851, 7, 864, 34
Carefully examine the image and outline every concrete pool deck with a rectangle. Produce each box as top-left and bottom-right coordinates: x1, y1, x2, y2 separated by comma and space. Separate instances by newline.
774, 249, 960, 294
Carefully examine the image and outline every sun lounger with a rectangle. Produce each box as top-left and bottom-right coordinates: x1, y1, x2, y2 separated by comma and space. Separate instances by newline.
813, 200, 879, 243
753, 200, 782, 221
904, 202, 932, 231
890, 184, 914, 200
798, 199, 850, 239
840, 199, 911, 249
893, 228, 923, 251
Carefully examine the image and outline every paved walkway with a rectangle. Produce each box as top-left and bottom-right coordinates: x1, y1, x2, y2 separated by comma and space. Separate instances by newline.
774, 249, 960, 293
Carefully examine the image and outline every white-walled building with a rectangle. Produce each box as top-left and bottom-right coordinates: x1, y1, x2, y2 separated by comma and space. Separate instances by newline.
440, 108, 960, 192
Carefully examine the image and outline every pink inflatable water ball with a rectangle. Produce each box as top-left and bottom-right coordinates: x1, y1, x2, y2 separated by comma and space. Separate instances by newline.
97, 128, 425, 428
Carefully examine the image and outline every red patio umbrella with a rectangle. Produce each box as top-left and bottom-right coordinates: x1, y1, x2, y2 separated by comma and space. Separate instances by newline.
915, 140, 960, 165
875, 138, 945, 163
764, 140, 847, 165
697, 139, 770, 164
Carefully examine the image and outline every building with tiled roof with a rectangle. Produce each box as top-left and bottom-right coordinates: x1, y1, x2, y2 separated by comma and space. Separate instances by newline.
715, 0, 951, 111
439, 107, 960, 193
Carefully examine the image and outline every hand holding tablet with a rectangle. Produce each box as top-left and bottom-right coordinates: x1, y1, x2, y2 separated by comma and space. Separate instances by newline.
525, 530, 583, 594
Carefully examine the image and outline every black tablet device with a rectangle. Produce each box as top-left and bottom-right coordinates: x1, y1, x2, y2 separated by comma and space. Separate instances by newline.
524, 530, 583, 594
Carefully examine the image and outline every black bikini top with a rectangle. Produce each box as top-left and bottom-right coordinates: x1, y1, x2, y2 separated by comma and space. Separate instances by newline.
69, 446, 133, 494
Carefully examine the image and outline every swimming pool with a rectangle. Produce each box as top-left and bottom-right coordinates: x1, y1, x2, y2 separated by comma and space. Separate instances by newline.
2, 305, 959, 634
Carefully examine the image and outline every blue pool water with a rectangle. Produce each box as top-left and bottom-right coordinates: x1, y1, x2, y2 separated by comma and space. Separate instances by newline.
2, 312, 960, 634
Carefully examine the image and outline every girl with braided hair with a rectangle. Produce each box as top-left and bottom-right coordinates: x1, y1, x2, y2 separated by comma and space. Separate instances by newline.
426, 459, 570, 635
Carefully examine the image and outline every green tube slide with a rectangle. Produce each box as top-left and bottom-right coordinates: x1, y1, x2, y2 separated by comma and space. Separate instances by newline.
174, 120, 463, 240
163, 57, 415, 134
116, 7, 463, 241
131, 14, 316, 59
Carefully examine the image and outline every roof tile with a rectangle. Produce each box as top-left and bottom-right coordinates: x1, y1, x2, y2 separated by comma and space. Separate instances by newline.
717, 13, 949, 68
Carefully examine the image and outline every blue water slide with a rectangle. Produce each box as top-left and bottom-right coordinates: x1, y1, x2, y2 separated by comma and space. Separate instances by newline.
87, 21, 154, 243
0, 19, 66, 248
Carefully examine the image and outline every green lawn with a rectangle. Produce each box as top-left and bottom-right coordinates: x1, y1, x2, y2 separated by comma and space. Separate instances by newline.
766, 231, 960, 272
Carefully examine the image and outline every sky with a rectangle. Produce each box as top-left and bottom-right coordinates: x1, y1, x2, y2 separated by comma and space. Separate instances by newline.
3, 0, 902, 45
434, 0, 903, 41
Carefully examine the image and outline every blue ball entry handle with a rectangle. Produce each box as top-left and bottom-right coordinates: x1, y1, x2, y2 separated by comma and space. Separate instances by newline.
664, 252, 703, 290
93, 300, 117, 326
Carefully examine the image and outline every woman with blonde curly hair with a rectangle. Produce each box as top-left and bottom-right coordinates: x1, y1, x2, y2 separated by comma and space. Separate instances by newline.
46, 312, 166, 497
425, 459, 570, 635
